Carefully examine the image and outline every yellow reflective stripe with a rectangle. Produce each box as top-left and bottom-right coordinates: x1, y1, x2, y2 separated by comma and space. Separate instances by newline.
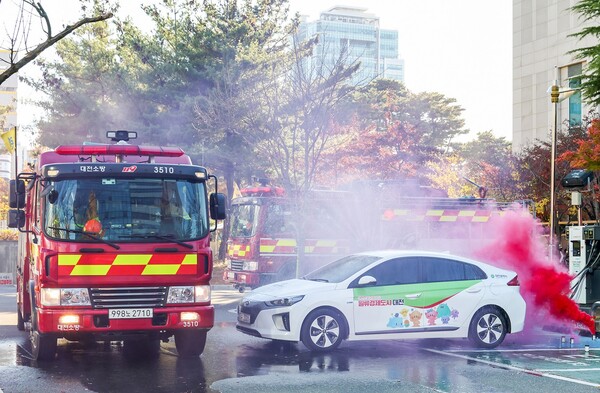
440, 216, 457, 222
181, 254, 197, 265
426, 210, 444, 216
260, 245, 275, 253
113, 254, 152, 265
71, 265, 111, 276
313, 240, 337, 247
473, 216, 490, 222
58, 255, 81, 266
276, 239, 296, 246
458, 210, 476, 217
142, 265, 180, 275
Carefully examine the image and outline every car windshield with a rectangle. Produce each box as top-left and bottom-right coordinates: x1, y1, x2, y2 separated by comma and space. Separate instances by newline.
304, 254, 382, 283
44, 177, 208, 242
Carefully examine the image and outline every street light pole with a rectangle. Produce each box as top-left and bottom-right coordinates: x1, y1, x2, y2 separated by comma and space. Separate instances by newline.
549, 67, 560, 256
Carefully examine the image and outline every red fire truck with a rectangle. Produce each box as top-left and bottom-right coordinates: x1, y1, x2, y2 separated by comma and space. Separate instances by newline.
8, 131, 226, 361
223, 182, 533, 292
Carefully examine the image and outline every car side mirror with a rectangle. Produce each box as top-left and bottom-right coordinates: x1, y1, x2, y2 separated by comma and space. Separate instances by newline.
358, 275, 376, 286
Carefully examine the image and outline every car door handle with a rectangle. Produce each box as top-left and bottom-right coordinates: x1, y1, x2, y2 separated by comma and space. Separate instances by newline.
466, 288, 482, 293
406, 293, 421, 299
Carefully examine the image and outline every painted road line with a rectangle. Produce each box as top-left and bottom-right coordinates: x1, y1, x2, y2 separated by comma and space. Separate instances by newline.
425, 348, 600, 388
536, 368, 600, 372
443, 347, 600, 353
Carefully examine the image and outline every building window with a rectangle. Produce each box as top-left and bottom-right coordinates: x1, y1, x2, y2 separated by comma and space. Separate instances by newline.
568, 63, 582, 128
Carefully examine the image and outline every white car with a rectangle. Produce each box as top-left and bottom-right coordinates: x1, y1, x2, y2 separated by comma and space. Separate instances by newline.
236, 250, 526, 351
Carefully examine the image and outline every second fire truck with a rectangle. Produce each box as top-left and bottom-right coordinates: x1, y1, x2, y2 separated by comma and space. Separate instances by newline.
224, 182, 533, 292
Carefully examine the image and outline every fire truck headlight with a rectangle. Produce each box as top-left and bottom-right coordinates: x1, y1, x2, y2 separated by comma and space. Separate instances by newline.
243, 261, 258, 271
40, 288, 90, 306
167, 286, 211, 304
194, 285, 211, 302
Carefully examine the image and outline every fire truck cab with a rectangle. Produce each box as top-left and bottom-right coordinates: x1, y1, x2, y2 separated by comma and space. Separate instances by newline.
8, 131, 226, 361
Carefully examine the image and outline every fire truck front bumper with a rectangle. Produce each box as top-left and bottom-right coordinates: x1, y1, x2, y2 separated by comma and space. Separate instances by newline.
36, 305, 214, 336
223, 269, 260, 286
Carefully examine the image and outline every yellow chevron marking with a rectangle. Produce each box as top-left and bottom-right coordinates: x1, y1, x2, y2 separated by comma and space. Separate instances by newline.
426, 210, 444, 216
181, 254, 197, 265
440, 216, 458, 222
71, 265, 111, 276
113, 254, 152, 265
58, 255, 82, 266
142, 265, 180, 275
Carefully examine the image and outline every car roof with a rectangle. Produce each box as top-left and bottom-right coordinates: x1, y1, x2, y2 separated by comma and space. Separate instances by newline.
353, 249, 492, 268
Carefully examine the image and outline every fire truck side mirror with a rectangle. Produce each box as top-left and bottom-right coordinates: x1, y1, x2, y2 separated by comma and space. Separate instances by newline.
9, 180, 25, 209
210, 193, 227, 221
7, 209, 25, 228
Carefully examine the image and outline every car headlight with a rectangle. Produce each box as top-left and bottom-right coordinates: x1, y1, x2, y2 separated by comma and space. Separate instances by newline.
40, 288, 91, 306
243, 261, 258, 271
265, 295, 304, 308
167, 285, 211, 304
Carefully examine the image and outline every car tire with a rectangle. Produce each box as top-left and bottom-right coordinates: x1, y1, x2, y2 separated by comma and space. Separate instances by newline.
301, 308, 345, 352
468, 307, 507, 348
175, 330, 207, 357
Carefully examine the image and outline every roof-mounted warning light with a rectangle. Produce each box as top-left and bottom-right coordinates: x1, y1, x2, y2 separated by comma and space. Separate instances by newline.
55, 145, 184, 157
240, 186, 285, 197
107, 130, 137, 142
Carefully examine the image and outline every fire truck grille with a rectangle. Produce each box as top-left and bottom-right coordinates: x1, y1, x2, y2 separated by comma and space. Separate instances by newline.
230, 260, 244, 271
90, 287, 167, 309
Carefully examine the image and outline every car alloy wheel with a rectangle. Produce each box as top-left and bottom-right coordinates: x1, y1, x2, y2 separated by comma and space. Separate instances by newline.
469, 307, 507, 348
301, 309, 345, 352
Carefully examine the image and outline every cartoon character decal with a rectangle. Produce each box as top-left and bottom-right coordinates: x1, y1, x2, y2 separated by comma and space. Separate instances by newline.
425, 308, 438, 325
409, 309, 423, 327
387, 313, 404, 328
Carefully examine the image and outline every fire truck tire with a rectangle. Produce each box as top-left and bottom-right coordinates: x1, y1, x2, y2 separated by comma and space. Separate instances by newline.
17, 306, 25, 331
468, 306, 507, 349
29, 287, 57, 361
31, 330, 57, 361
300, 308, 346, 352
174, 330, 207, 357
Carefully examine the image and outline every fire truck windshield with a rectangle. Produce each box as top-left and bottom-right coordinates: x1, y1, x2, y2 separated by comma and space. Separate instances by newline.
43, 178, 208, 242
229, 204, 259, 237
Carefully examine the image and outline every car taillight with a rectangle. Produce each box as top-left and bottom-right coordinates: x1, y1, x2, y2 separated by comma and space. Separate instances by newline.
507, 275, 520, 286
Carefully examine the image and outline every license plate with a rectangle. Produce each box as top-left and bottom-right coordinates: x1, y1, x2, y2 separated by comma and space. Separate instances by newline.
227, 272, 235, 280
238, 312, 251, 323
109, 308, 153, 319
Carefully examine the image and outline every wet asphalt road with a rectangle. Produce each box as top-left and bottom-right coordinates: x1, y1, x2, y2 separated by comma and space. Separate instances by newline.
1, 285, 600, 393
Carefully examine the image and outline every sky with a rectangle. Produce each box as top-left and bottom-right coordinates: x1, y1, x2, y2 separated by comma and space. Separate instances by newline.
286, 0, 512, 141
8, 0, 512, 143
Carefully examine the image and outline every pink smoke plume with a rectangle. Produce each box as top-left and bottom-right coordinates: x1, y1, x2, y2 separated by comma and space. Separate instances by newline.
473, 210, 595, 335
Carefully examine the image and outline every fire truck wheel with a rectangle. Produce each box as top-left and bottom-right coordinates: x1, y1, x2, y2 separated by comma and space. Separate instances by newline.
468, 306, 507, 349
31, 330, 57, 361
175, 330, 207, 357
300, 308, 346, 352
17, 306, 25, 331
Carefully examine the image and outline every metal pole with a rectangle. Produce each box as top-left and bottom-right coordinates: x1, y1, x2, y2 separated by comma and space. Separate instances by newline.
549, 68, 560, 256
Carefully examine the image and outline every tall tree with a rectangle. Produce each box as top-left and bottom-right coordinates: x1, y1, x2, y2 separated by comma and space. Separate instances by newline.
0, 0, 113, 85
456, 131, 524, 202
569, 1, 600, 106
316, 79, 468, 187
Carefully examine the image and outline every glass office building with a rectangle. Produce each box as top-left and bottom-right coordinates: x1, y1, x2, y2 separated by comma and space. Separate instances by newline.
296, 6, 404, 86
